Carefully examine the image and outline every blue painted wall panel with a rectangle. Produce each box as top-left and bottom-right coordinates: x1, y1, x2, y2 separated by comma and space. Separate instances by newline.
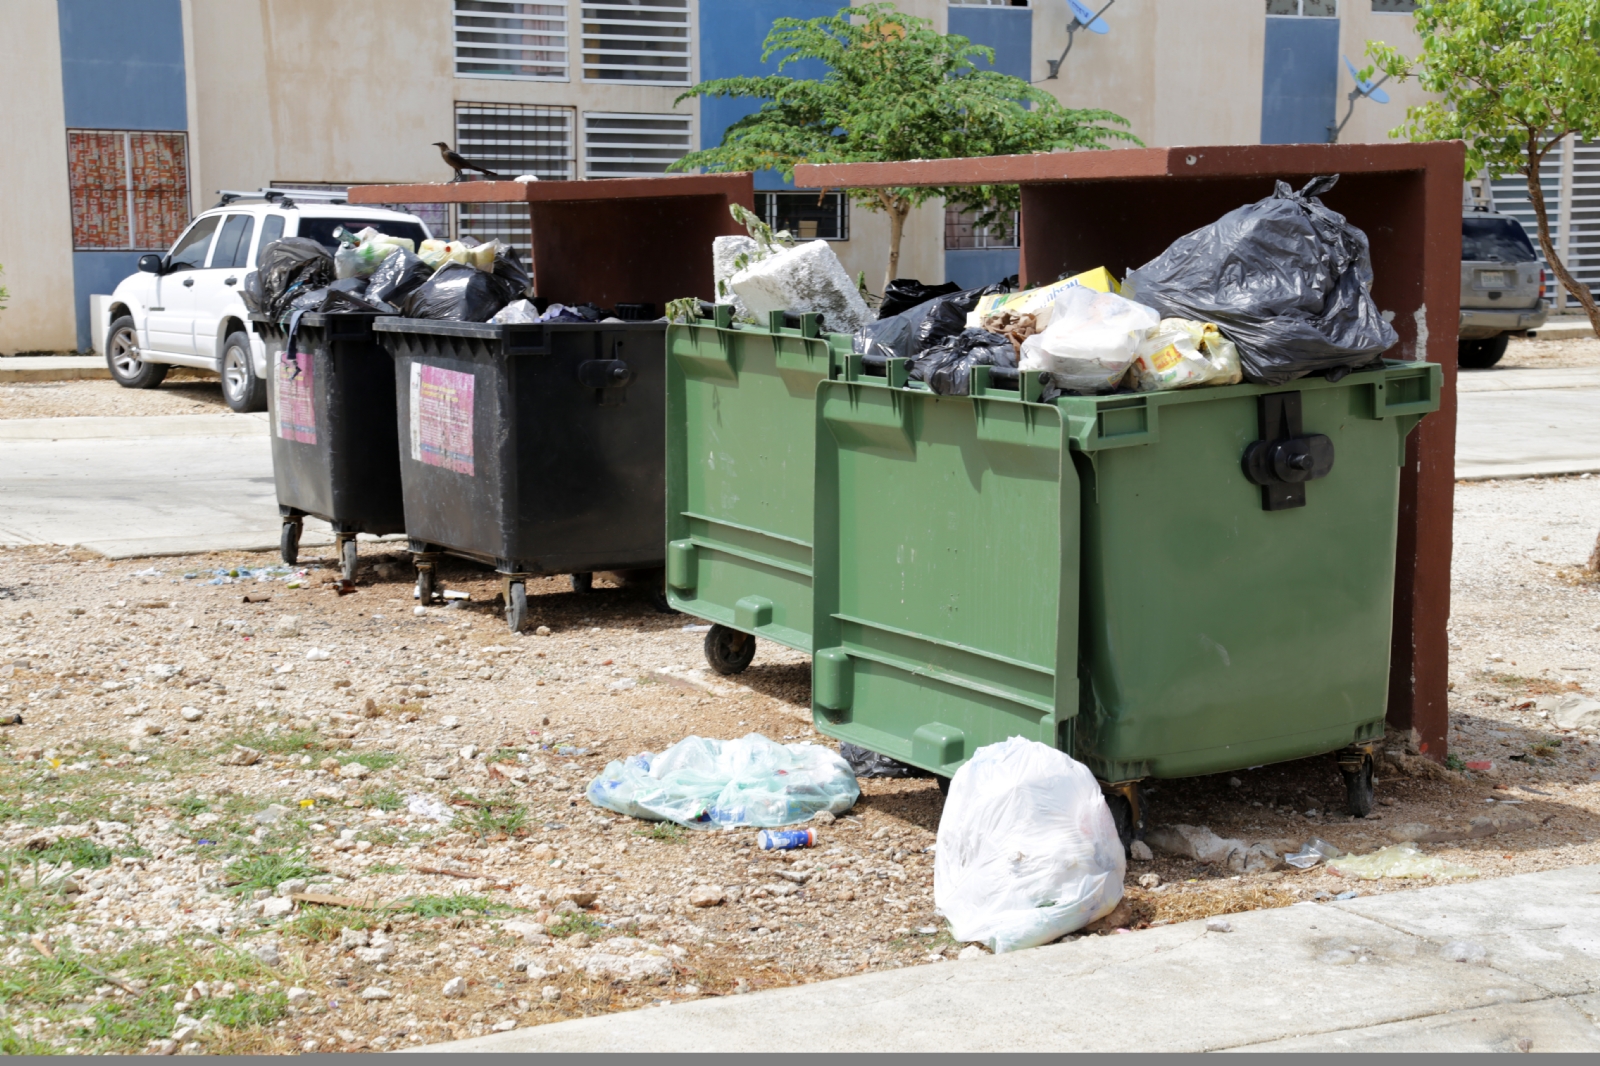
946, 6, 1032, 81
698, 0, 839, 189
945, 248, 1019, 290
1260, 17, 1339, 145
58, 0, 187, 131
72, 252, 145, 352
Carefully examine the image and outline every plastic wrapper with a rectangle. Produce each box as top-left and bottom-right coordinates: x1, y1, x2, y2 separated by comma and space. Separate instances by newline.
1284, 837, 1346, 869
334, 240, 401, 280
1122, 175, 1400, 386
935, 737, 1125, 953
365, 248, 433, 307
840, 742, 930, 779
878, 278, 962, 319
969, 267, 1120, 330
490, 299, 541, 325
585, 734, 860, 828
398, 261, 518, 322
255, 238, 335, 319
1128, 318, 1243, 391
1019, 287, 1161, 392
911, 328, 1017, 396
1326, 843, 1480, 881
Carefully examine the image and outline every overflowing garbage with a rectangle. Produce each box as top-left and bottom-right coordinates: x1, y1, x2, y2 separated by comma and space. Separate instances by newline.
934, 737, 1125, 953
584, 734, 859, 828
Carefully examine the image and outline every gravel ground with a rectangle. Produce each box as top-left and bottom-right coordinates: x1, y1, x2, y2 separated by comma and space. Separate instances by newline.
0, 374, 228, 420
0, 455, 1598, 1054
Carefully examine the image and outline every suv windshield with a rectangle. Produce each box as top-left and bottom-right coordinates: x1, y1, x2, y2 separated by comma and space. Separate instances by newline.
1463, 216, 1537, 262
297, 218, 429, 252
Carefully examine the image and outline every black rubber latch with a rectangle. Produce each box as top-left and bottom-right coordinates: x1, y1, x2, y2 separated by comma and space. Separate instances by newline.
578, 359, 633, 389
1241, 391, 1335, 511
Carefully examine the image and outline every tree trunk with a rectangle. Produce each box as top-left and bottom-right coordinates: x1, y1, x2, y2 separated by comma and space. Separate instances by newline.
883, 193, 909, 295
1524, 134, 1600, 337
1588, 529, 1600, 573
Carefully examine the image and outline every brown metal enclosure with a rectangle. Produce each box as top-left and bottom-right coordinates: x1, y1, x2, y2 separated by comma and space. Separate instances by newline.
797, 144, 1464, 761
348, 173, 754, 311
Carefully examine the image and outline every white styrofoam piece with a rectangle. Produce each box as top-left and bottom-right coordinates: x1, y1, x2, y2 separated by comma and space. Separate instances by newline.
729, 239, 872, 333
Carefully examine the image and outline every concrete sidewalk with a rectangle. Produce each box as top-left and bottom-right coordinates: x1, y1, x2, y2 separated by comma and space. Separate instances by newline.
419, 865, 1600, 1054
0, 354, 108, 382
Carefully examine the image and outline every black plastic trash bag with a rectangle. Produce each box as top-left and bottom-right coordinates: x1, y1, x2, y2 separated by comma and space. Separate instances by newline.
851, 281, 1011, 362
852, 313, 916, 361
492, 244, 533, 300
399, 261, 518, 322
840, 742, 930, 780
366, 248, 433, 307
878, 278, 962, 319
910, 328, 1017, 396
255, 238, 336, 319
1122, 175, 1399, 386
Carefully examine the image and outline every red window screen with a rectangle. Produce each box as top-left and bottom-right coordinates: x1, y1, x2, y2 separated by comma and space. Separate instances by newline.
67, 130, 190, 251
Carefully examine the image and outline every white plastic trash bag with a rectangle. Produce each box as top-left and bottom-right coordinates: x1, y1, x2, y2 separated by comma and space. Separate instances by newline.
1018, 287, 1160, 392
1127, 318, 1242, 391
935, 737, 1125, 953
586, 734, 859, 828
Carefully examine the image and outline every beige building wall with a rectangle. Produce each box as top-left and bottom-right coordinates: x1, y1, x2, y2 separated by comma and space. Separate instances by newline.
0, 0, 77, 353
1338, 3, 1429, 147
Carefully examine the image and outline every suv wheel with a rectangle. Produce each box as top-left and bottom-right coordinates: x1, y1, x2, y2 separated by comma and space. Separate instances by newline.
1458, 334, 1510, 369
105, 316, 168, 389
220, 331, 266, 412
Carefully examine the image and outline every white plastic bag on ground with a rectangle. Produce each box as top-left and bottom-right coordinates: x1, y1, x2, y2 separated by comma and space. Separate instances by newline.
1127, 318, 1242, 391
586, 734, 859, 828
935, 737, 1125, 953
1018, 287, 1161, 392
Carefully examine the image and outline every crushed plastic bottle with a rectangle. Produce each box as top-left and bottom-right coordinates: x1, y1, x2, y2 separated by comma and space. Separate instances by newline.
757, 828, 816, 851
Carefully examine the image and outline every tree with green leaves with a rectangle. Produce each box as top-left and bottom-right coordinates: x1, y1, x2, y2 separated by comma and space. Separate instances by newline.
671, 3, 1137, 290
1370, 0, 1600, 335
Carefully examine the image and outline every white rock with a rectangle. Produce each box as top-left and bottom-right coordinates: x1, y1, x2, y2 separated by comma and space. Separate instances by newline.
440, 716, 461, 729
1137, 873, 1161, 889
541, 986, 562, 1003
286, 987, 312, 1005
274, 616, 300, 637
1128, 840, 1153, 862
502, 920, 549, 941
1205, 918, 1234, 933
689, 885, 725, 908
254, 942, 282, 966
729, 239, 872, 333
360, 986, 393, 1001
338, 762, 370, 780
340, 927, 371, 949
355, 943, 396, 964
1551, 695, 1600, 733
260, 897, 294, 918
957, 944, 986, 961
179, 706, 204, 722
306, 648, 331, 661
442, 976, 468, 998
492, 1019, 517, 1032
277, 878, 308, 897
145, 664, 182, 680
424, 763, 450, 780
582, 953, 673, 981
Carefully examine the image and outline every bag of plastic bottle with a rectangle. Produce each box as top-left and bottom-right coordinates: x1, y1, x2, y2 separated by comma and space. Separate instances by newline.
936, 737, 1125, 953
398, 261, 517, 322
1018, 287, 1161, 393
1127, 318, 1243, 391
911, 328, 1017, 396
334, 240, 401, 280
1121, 175, 1400, 386
585, 734, 859, 828
365, 247, 434, 307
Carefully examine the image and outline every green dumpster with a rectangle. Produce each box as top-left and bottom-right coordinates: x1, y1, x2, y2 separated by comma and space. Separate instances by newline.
810, 355, 1440, 832
665, 304, 851, 673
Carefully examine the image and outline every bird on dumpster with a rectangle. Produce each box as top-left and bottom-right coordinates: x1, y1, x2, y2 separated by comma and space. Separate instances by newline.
433, 142, 502, 183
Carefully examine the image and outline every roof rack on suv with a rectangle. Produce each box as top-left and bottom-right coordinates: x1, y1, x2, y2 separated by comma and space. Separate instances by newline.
214, 187, 349, 208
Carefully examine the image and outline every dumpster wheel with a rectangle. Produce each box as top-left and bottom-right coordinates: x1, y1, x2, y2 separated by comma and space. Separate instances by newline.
1339, 746, 1377, 817
415, 562, 438, 606
280, 519, 302, 566
337, 535, 358, 583
506, 581, 528, 633
704, 624, 756, 675
1101, 780, 1145, 857
572, 572, 593, 594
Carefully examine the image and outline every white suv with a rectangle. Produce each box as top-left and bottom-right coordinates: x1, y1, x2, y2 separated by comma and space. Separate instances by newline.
103, 194, 433, 411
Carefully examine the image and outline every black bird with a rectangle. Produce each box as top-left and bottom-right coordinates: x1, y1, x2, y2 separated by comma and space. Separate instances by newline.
433, 142, 502, 182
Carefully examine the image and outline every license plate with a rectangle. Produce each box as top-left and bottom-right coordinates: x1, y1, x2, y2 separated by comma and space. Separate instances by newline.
1479, 270, 1508, 288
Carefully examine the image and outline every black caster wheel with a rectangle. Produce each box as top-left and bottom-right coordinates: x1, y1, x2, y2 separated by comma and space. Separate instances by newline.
339, 537, 358, 582
1103, 786, 1144, 856
506, 581, 528, 633
416, 565, 437, 606
1342, 754, 1375, 817
935, 774, 951, 796
572, 572, 593, 594
649, 586, 677, 614
704, 624, 756, 675
280, 521, 301, 566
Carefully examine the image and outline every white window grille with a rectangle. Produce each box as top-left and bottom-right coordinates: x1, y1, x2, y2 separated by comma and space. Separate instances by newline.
455, 0, 569, 81
1266, 0, 1337, 14
944, 204, 1019, 250
581, 1, 691, 84
583, 112, 692, 178
757, 192, 849, 241
455, 103, 575, 249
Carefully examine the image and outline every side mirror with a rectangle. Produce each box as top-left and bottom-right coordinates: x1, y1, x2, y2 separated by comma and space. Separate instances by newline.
138, 254, 165, 274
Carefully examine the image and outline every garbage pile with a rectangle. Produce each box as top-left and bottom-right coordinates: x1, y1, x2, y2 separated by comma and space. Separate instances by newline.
825, 174, 1395, 398
243, 227, 536, 323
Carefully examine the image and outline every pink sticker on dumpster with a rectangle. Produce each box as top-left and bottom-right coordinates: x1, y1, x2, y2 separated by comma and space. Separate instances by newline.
274, 352, 316, 445
410, 363, 475, 475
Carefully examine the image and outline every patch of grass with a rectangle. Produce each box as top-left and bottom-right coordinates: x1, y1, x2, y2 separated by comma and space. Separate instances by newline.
229, 730, 325, 756
31, 836, 115, 870
0, 860, 71, 933
282, 906, 378, 943
393, 893, 496, 918
0, 1026, 59, 1054
467, 804, 527, 838
175, 794, 210, 817
365, 787, 403, 812
209, 989, 288, 1029
492, 748, 524, 762
634, 821, 686, 843
1487, 673, 1581, 696
1530, 738, 1563, 759
1445, 754, 1466, 772
343, 751, 401, 771
222, 852, 322, 895
546, 912, 606, 938
366, 863, 405, 875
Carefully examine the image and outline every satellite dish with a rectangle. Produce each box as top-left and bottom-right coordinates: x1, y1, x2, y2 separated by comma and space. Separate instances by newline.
1343, 55, 1390, 104
1068, 0, 1111, 34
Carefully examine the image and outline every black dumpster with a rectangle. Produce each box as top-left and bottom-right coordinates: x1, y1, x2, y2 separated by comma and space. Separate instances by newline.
251, 311, 404, 578
373, 317, 667, 631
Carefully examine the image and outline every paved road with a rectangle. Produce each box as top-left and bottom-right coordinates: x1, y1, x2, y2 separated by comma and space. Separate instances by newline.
416, 864, 1600, 1054
0, 414, 339, 559
1457, 367, 1600, 480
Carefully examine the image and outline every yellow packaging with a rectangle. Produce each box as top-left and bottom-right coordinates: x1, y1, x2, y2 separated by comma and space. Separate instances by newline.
966, 267, 1120, 329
